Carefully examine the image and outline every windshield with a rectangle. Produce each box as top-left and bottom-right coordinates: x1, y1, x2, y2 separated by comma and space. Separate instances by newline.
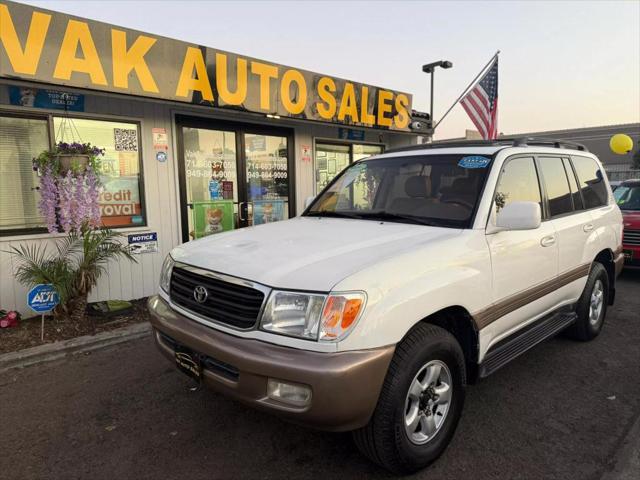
614, 185, 640, 211
304, 154, 492, 228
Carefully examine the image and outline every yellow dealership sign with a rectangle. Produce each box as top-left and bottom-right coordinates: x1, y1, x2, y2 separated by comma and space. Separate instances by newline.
0, 1, 412, 130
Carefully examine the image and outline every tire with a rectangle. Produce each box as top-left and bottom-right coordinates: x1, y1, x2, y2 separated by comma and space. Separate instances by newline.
565, 262, 609, 341
352, 323, 466, 474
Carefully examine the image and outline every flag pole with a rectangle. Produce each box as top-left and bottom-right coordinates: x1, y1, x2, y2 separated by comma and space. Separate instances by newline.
433, 50, 500, 132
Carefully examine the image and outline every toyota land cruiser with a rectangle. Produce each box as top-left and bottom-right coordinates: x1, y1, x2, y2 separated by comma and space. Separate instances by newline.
148, 138, 623, 474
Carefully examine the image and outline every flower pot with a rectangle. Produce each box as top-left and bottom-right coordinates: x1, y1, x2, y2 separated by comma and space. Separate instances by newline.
56, 154, 90, 174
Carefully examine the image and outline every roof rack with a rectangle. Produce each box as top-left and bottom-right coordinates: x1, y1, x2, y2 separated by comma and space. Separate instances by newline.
385, 136, 589, 154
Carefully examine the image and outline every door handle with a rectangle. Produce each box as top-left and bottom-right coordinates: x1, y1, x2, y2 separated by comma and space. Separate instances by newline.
238, 202, 246, 221
583, 223, 594, 232
540, 235, 556, 247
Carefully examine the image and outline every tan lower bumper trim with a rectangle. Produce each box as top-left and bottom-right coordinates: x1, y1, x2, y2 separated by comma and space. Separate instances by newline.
148, 295, 395, 432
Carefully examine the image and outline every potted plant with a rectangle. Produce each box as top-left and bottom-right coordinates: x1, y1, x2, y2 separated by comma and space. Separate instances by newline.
35, 141, 104, 175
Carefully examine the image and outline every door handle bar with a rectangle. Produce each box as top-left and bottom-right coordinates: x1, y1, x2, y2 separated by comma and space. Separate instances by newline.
583, 223, 594, 232
540, 235, 556, 247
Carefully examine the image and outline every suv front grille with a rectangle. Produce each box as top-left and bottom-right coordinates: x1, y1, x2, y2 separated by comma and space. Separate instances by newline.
623, 229, 640, 246
169, 266, 266, 329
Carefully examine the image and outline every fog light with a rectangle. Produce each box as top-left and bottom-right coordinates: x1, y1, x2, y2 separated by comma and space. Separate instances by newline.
267, 379, 312, 407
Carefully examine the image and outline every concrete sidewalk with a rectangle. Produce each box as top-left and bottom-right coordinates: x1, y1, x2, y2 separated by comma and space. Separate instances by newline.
0, 321, 151, 373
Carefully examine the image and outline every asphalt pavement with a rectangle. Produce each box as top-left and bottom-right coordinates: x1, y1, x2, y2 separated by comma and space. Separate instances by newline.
1, 269, 639, 480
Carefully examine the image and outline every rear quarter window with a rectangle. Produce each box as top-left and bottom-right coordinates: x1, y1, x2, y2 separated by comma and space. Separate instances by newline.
571, 156, 609, 209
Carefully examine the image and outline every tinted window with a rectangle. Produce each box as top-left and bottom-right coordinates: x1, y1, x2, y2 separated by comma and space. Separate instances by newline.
572, 156, 608, 209
539, 156, 573, 217
495, 157, 541, 214
563, 158, 584, 210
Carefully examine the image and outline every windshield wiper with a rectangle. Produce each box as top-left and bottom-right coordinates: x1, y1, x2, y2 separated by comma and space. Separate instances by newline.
305, 210, 363, 219
356, 211, 445, 227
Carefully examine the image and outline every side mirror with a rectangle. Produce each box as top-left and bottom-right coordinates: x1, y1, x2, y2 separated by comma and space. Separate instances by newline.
495, 201, 541, 231
304, 196, 315, 209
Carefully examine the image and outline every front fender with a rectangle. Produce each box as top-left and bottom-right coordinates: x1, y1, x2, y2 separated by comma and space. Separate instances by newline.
335, 231, 491, 352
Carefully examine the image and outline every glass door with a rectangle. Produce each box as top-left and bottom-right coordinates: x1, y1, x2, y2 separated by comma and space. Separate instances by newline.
180, 126, 239, 241
243, 133, 290, 227
177, 116, 295, 242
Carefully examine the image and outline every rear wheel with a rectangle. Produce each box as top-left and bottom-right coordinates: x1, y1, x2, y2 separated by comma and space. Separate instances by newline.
565, 262, 609, 341
352, 323, 466, 474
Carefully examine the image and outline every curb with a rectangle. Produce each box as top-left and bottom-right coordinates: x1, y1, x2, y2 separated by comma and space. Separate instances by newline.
601, 411, 640, 480
0, 321, 151, 374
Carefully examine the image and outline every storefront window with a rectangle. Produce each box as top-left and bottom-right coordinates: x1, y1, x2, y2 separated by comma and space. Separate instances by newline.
53, 117, 145, 227
0, 115, 49, 233
315, 143, 350, 193
315, 142, 383, 194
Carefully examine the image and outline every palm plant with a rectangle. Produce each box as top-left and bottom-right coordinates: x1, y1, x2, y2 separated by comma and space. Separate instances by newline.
8, 226, 136, 333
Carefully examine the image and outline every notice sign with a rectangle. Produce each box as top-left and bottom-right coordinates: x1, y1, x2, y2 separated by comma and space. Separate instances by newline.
127, 232, 158, 254
152, 128, 169, 150
301, 144, 311, 163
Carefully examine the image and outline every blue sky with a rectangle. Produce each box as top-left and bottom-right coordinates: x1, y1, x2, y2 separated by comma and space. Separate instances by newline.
22, 0, 640, 139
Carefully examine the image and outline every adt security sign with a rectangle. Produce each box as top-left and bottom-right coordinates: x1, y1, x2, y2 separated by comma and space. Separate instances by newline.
27, 284, 60, 313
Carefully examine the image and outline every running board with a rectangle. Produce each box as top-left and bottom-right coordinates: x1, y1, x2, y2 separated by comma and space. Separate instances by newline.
479, 312, 577, 378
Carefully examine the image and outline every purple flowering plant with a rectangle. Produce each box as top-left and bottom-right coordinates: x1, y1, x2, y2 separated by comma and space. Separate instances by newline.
34, 142, 105, 233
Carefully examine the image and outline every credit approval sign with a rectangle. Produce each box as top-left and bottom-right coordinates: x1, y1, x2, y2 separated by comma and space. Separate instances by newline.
0, 1, 412, 131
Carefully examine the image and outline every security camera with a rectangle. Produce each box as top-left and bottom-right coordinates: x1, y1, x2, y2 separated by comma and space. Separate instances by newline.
409, 120, 433, 132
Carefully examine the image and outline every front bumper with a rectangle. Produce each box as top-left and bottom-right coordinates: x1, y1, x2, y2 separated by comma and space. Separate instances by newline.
147, 295, 395, 431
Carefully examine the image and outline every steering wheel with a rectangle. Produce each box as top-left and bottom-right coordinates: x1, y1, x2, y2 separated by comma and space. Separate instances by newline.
441, 198, 474, 210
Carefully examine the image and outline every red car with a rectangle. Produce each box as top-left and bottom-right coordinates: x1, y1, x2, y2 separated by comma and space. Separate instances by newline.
614, 179, 640, 267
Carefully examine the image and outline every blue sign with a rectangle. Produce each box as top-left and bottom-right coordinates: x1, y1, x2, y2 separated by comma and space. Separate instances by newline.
253, 200, 286, 225
127, 232, 157, 243
27, 284, 60, 313
156, 151, 167, 162
458, 156, 491, 169
127, 232, 158, 254
209, 180, 221, 199
8, 86, 85, 111
338, 128, 365, 141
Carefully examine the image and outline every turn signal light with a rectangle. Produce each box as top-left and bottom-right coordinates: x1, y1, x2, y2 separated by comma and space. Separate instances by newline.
319, 293, 365, 341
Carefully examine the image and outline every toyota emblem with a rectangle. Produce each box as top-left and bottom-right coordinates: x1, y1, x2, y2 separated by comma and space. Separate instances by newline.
193, 285, 208, 303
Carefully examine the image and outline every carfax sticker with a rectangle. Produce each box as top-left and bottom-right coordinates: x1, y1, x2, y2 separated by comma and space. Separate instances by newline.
458, 156, 491, 169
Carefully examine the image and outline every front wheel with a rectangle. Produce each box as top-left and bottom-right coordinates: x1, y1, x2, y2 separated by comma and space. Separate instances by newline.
352, 323, 466, 474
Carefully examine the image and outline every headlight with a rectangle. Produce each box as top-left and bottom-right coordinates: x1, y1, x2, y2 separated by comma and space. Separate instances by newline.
159, 254, 174, 293
260, 290, 365, 342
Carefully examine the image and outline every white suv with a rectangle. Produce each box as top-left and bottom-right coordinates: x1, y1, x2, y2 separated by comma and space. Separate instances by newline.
149, 138, 624, 474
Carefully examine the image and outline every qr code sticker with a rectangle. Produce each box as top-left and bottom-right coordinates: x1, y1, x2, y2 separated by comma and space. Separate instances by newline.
114, 128, 138, 151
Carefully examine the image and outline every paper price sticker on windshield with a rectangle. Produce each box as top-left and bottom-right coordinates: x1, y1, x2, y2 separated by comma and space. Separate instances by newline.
458, 156, 491, 169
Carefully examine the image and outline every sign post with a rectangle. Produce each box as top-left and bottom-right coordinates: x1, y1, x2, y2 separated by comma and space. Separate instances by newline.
27, 284, 60, 341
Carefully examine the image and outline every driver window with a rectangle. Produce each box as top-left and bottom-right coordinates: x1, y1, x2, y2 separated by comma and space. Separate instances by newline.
495, 157, 542, 214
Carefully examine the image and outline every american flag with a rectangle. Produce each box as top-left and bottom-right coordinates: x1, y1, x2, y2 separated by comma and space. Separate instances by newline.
461, 58, 499, 140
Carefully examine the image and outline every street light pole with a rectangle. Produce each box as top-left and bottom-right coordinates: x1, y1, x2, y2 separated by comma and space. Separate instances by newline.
422, 60, 453, 142
430, 71, 435, 133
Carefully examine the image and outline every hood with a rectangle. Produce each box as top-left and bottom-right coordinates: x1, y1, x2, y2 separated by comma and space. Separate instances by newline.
171, 217, 462, 291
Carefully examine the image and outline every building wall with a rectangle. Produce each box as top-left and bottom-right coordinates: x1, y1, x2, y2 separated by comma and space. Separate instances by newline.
0, 82, 417, 314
